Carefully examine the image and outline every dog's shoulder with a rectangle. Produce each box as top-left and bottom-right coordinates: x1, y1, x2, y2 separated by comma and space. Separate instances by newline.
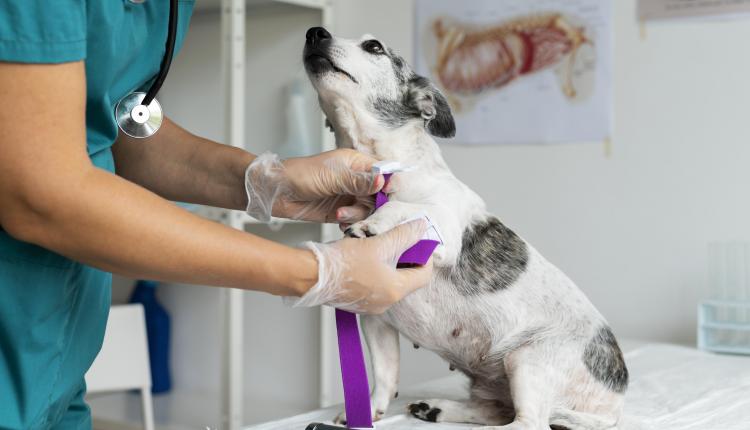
443, 216, 529, 295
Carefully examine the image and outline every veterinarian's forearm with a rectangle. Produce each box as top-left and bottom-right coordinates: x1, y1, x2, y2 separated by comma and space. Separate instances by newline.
7, 165, 317, 295
113, 118, 255, 210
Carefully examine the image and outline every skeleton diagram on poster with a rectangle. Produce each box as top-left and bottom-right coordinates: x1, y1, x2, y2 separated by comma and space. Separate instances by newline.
415, 0, 613, 145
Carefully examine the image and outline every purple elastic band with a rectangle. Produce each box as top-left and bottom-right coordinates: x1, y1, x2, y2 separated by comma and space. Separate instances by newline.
335, 172, 436, 429
377, 173, 436, 266
335, 309, 372, 429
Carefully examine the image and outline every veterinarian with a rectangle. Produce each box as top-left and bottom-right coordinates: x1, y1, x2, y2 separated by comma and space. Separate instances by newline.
0, 2, 432, 429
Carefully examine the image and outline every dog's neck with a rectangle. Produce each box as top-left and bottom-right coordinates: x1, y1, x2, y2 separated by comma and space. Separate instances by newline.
325, 99, 450, 172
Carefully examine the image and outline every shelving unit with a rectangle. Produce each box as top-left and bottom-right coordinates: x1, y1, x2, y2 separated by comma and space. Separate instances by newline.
196, 2, 337, 429
90, 1, 336, 429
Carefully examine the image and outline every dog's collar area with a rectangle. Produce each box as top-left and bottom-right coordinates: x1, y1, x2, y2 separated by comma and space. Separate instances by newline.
305, 53, 359, 84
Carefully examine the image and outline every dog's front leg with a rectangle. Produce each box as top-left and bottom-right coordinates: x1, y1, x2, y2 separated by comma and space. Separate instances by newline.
333, 315, 400, 424
345, 201, 428, 238
363, 315, 400, 421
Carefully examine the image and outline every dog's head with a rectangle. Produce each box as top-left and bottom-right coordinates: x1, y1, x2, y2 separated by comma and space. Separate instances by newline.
302, 27, 455, 140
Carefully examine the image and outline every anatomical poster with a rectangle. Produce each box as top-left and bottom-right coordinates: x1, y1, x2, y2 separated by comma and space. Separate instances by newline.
639, 0, 750, 21
414, 0, 613, 145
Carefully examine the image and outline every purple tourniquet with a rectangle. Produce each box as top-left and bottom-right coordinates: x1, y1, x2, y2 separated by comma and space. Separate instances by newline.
376, 173, 436, 265
335, 170, 436, 429
397, 240, 440, 265
335, 309, 373, 429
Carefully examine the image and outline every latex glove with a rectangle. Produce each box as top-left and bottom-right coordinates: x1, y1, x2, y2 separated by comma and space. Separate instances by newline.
245, 149, 384, 223
287, 219, 433, 314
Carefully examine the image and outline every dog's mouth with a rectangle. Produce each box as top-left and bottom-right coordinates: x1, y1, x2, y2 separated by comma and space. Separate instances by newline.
304, 53, 358, 84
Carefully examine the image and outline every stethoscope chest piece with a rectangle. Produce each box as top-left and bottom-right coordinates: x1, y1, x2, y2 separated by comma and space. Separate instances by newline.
115, 92, 164, 138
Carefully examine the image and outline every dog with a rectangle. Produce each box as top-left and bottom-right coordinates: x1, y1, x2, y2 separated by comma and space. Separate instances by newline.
302, 27, 628, 430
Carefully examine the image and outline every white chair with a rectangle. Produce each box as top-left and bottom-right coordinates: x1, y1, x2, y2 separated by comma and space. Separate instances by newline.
86, 304, 155, 430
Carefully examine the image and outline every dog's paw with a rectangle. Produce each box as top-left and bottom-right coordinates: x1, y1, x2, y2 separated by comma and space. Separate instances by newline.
407, 401, 442, 422
333, 411, 346, 426
344, 220, 376, 238
344, 218, 395, 238
333, 408, 386, 425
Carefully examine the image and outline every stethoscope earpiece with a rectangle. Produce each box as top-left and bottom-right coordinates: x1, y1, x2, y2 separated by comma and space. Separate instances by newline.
114, 0, 177, 139
114, 92, 164, 138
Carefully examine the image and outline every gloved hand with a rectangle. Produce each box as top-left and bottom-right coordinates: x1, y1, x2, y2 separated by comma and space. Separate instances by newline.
245, 149, 384, 223
287, 219, 433, 314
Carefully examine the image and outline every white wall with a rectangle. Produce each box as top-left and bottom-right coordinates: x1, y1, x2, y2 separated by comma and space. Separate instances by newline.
333, 0, 750, 345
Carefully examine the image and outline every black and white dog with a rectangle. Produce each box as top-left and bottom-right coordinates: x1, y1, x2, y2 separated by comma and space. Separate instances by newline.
302, 27, 628, 430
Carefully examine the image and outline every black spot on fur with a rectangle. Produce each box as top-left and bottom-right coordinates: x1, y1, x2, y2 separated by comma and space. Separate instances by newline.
388, 49, 410, 84
371, 75, 455, 138
583, 325, 629, 393
426, 408, 441, 422
446, 217, 529, 295
408, 402, 442, 422
372, 97, 415, 129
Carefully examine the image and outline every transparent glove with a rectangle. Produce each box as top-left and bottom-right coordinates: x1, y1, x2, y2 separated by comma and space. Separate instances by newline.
245, 149, 384, 223
287, 219, 433, 314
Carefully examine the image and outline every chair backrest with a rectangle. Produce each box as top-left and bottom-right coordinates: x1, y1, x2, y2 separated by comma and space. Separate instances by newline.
86, 304, 152, 393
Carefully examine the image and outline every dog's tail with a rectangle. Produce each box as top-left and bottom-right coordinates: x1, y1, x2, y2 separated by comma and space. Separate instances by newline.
550, 409, 651, 430
549, 408, 618, 430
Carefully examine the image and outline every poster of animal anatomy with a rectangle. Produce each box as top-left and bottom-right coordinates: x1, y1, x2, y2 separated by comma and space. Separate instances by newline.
415, 0, 612, 145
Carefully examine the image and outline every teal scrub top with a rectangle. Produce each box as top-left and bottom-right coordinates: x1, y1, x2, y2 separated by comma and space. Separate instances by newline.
0, 1, 194, 428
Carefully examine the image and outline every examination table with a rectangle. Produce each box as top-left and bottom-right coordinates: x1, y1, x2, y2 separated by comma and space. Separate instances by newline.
248, 343, 750, 430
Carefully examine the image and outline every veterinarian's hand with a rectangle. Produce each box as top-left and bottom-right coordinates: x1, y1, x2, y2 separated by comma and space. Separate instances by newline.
287, 219, 433, 314
244, 149, 384, 222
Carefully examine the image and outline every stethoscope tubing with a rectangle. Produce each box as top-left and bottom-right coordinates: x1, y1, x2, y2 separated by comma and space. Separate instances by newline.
115, 0, 179, 138
142, 0, 178, 107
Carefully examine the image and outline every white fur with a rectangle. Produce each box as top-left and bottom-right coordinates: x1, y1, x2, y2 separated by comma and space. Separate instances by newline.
305, 31, 625, 430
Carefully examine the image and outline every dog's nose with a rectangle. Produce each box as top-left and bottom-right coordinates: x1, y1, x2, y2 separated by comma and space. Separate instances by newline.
306, 26, 331, 46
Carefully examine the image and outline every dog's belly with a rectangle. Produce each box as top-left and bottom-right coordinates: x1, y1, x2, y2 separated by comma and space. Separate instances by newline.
383, 279, 496, 369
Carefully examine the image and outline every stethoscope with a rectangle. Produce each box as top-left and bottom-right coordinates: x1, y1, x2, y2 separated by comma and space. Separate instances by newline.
114, 0, 178, 139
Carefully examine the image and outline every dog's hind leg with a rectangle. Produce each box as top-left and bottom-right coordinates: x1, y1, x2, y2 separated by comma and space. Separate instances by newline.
408, 399, 511, 426
478, 346, 557, 430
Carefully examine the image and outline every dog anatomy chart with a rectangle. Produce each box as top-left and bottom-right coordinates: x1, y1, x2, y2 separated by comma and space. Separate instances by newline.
639, 0, 750, 21
415, 0, 613, 145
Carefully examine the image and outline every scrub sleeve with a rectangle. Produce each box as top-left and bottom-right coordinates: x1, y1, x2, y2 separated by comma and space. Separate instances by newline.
0, 1, 194, 429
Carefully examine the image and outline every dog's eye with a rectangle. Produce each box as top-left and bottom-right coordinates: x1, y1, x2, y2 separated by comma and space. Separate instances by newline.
362, 40, 384, 55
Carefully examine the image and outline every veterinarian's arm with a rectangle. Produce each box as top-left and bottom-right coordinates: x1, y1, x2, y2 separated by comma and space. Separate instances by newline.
0, 62, 429, 312
0, 61, 316, 296
113, 118, 255, 211
113, 119, 383, 223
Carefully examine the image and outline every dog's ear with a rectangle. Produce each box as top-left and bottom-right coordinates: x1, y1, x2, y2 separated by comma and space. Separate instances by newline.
407, 76, 456, 138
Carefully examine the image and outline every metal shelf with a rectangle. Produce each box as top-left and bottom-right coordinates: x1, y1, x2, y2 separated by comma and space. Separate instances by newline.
193, 0, 327, 14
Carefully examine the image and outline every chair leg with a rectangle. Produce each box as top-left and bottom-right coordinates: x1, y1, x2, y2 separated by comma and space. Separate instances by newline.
141, 387, 155, 430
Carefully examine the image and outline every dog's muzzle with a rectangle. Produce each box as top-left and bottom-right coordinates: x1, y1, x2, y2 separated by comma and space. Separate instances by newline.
303, 26, 358, 84
304, 26, 333, 74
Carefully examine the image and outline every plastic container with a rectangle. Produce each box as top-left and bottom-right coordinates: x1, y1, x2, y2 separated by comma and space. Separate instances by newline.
697, 242, 750, 355
129, 280, 172, 393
